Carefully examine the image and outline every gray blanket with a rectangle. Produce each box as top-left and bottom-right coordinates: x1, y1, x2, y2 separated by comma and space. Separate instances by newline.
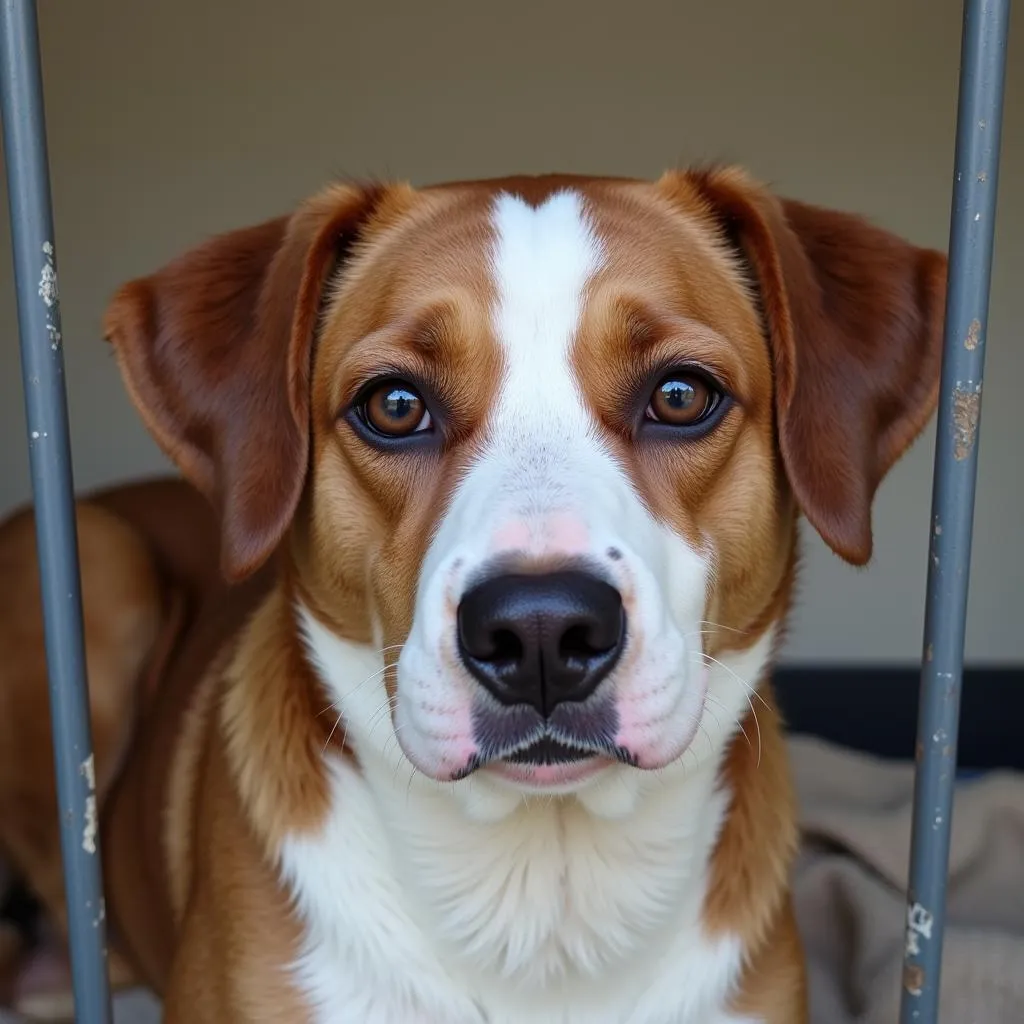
791, 735, 1024, 1023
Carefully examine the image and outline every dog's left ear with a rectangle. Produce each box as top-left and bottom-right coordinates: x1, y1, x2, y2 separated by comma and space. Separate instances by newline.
671, 167, 948, 565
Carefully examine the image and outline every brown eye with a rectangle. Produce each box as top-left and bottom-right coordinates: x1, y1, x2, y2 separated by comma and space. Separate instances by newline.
361, 381, 432, 437
646, 374, 717, 426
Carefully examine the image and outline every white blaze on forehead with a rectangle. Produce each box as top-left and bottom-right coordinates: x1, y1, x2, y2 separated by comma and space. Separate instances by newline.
489, 190, 604, 450
403, 188, 615, 591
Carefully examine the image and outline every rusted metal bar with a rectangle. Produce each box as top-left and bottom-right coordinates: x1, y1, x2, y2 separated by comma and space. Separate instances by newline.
0, 1, 113, 1020
899, 0, 1011, 1020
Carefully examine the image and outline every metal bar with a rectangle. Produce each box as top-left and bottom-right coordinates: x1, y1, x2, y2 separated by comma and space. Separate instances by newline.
899, 0, 1011, 1020
0, 1, 113, 1020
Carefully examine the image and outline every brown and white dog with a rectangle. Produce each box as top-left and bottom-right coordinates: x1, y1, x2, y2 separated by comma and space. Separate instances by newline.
0, 167, 946, 1023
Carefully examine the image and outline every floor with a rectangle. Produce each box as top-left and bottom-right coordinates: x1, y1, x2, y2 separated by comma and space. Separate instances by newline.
0, 988, 160, 1023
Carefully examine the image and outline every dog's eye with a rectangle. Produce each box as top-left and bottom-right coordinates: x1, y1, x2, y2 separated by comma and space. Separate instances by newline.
360, 381, 433, 437
645, 373, 719, 427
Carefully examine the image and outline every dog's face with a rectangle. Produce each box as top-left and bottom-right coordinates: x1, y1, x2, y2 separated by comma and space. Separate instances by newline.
105, 169, 946, 808
303, 179, 788, 796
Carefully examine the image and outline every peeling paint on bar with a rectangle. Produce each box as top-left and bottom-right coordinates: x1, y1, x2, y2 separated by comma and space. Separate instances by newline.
952, 383, 982, 460
964, 318, 981, 349
81, 753, 95, 790
38, 240, 57, 304
904, 963, 926, 998
905, 902, 934, 959
82, 795, 98, 854
82, 755, 97, 853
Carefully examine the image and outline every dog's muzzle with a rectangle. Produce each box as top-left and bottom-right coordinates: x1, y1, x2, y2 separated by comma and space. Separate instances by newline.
455, 570, 629, 770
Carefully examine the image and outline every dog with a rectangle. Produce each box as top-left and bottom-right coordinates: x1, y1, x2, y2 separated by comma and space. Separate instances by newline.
0, 167, 946, 1022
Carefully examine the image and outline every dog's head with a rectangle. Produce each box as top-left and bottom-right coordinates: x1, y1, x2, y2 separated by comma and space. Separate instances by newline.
105, 169, 945, 812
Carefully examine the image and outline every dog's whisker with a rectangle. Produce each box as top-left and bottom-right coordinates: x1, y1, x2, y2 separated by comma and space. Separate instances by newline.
325, 691, 396, 756
699, 697, 724, 736
702, 692, 752, 750
696, 722, 715, 759
320, 664, 392, 733
698, 619, 749, 636
729, 715, 754, 752
690, 653, 763, 766
326, 664, 392, 716
373, 643, 406, 660
322, 712, 345, 755
387, 729, 418, 792
745, 697, 763, 769
318, 657, 397, 718
384, 734, 407, 785
366, 695, 400, 739
693, 651, 773, 713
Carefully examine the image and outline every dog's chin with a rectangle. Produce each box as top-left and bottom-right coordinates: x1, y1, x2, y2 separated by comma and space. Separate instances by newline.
395, 728, 692, 823
483, 756, 612, 792
395, 729, 620, 793
455, 748, 658, 823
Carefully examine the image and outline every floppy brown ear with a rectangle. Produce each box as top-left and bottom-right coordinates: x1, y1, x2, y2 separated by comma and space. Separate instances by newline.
103, 184, 385, 581
680, 167, 948, 565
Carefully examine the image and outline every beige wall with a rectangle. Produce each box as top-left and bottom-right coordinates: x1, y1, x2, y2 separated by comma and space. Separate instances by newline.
1, 0, 1021, 664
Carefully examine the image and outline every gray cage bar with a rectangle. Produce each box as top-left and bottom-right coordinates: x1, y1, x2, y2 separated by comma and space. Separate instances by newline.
0, 1, 113, 1021
0, 1, 1013, 1023
899, 0, 1011, 1020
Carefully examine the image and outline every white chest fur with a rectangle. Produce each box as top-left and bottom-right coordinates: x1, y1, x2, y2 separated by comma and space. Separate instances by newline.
279, 611, 773, 1024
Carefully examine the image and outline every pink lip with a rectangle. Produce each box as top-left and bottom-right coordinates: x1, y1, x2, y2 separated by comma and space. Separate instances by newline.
485, 757, 612, 790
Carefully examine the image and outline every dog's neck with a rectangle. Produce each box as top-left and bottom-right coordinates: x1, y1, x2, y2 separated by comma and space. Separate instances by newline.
285, 601, 790, 991
213, 582, 796, 1018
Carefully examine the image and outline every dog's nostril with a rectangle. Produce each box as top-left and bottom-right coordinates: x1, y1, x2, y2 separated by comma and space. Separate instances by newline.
488, 628, 523, 670
559, 622, 613, 666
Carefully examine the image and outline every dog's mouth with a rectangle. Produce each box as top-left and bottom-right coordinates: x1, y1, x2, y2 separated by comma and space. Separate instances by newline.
488, 737, 636, 789
505, 736, 629, 766
450, 693, 635, 787
506, 737, 586, 765
485, 755, 612, 789
452, 732, 638, 790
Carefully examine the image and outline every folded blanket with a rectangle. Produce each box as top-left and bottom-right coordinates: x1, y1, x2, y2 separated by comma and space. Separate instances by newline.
790, 735, 1024, 1024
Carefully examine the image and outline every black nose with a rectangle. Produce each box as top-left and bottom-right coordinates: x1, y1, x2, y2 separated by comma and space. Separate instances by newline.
456, 571, 625, 716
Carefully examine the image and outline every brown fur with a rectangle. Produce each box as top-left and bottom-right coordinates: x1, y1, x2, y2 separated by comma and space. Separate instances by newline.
0, 499, 166, 1014
0, 167, 946, 1021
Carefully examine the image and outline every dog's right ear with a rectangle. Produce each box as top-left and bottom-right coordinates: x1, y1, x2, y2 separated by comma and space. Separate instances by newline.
104, 184, 391, 582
